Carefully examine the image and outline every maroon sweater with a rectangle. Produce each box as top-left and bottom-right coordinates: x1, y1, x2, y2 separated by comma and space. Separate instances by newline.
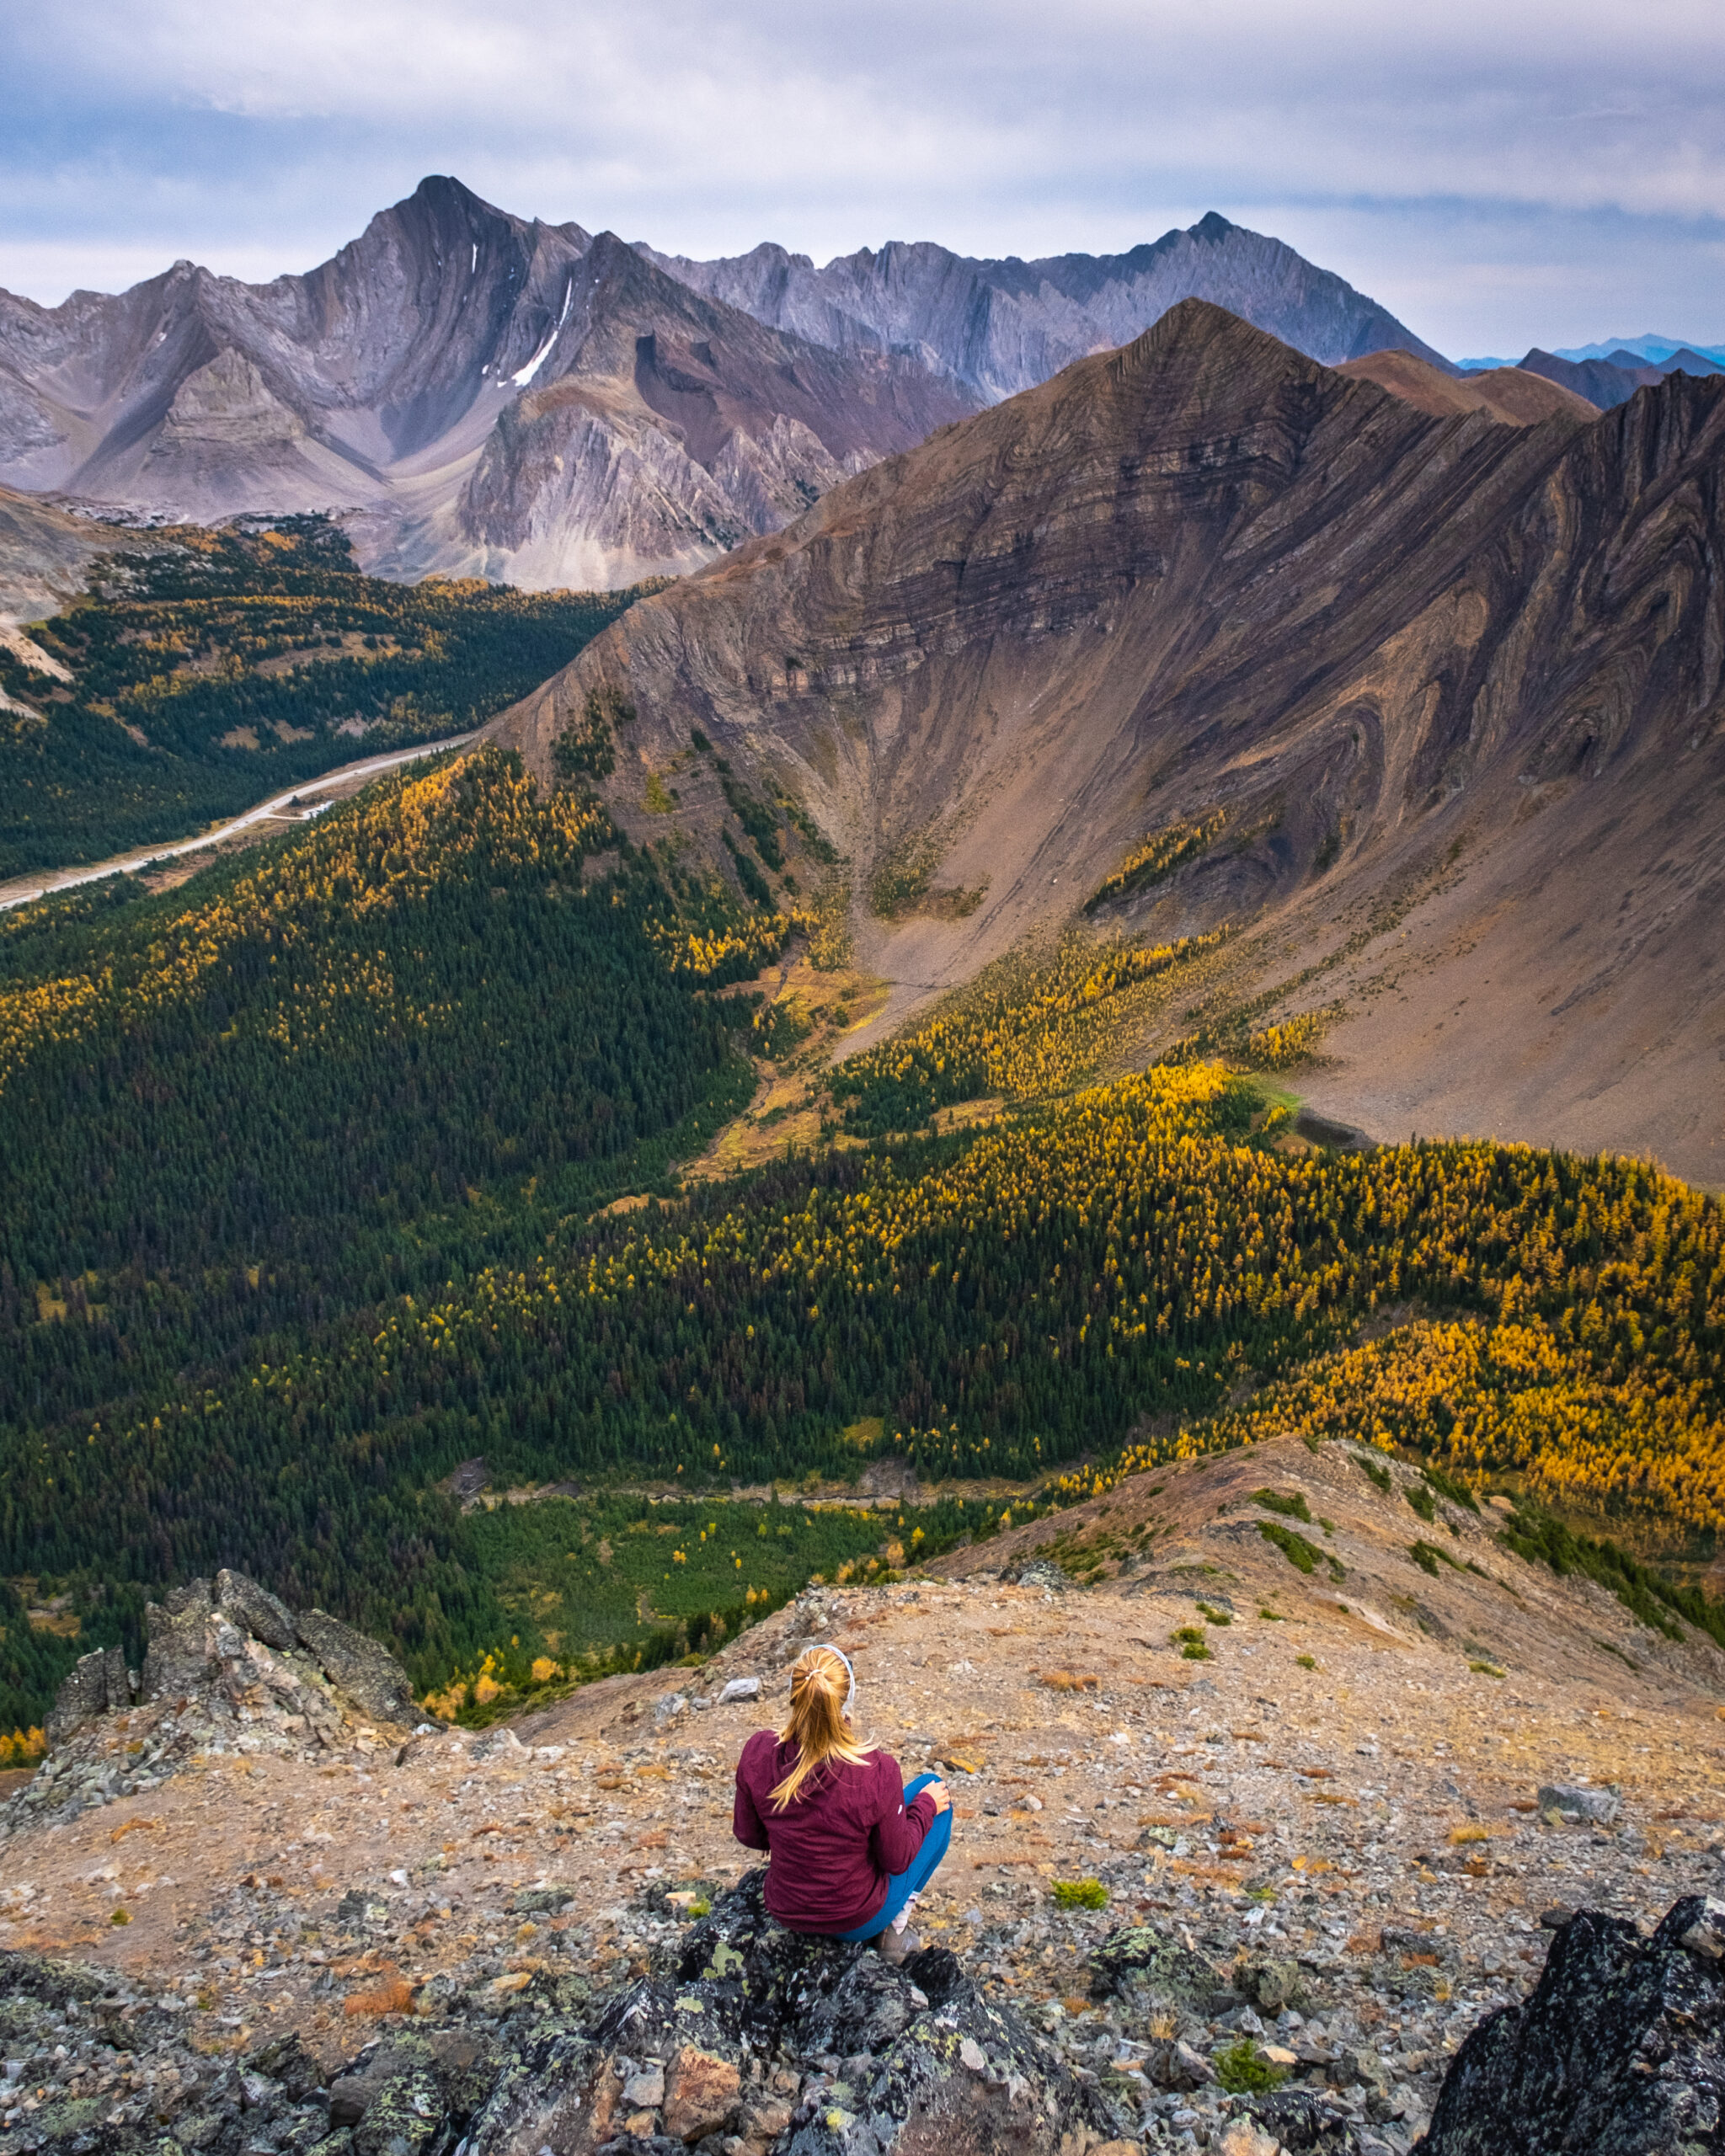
733, 1729, 937, 1933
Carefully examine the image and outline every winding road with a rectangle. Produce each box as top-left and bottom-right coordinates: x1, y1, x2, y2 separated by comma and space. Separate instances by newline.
0, 732, 476, 915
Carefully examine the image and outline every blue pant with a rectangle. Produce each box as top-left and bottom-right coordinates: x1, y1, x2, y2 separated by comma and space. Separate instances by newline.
835, 1773, 952, 1941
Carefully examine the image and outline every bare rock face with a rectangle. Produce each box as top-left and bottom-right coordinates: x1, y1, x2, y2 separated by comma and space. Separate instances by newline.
295, 1608, 416, 1726
0, 179, 974, 589
643, 210, 1455, 402
41, 1651, 115, 1747
141, 1590, 221, 1703
1416, 1897, 1725, 2153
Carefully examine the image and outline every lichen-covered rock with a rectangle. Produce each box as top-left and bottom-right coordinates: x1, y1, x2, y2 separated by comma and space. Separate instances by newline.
1088, 1921, 1236, 2016
467, 1870, 1114, 2156
1234, 1953, 1312, 2015
216, 1566, 298, 1650
141, 1597, 220, 1702
44, 1651, 112, 1744
1535, 1781, 1621, 1824
1231, 2089, 1369, 2151
295, 1609, 415, 1725
1415, 1894, 1725, 2153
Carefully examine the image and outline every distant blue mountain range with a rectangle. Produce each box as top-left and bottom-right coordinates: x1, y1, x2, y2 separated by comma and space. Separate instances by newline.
1461, 334, 1725, 371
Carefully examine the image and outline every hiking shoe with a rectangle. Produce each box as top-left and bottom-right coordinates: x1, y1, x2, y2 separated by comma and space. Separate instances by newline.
874, 1925, 920, 1965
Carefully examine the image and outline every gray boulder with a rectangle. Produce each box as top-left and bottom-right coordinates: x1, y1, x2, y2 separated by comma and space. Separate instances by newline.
45, 1650, 113, 1745
99, 1644, 131, 1714
296, 1608, 416, 1724
1416, 1895, 1725, 2153
163, 1577, 214, 1620
216, 1567, 297, 1650
1537, 1781, 1621, 1824
1089, 1919, 1236, 2015
141, 1598, 218, 1703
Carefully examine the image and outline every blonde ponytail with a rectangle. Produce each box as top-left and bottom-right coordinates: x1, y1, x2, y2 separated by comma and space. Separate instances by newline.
768, 1645, 869, 1808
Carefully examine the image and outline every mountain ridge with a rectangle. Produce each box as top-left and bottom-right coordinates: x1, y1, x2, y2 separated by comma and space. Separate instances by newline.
640, 208, 1455, 401
492, 298, 1725, 1184
0, 177, 976, 590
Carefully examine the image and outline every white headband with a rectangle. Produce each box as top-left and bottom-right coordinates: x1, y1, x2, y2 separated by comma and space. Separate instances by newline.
799, 1642, 856, 1719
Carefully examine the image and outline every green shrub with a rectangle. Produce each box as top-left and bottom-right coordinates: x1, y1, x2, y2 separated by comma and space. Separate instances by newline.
1051, 1879, 1109, 1911
1422, 1463, 1480, 1513
1252, 1488, 1312, 1524
1258, 1519, 1319, 1573
1411, 1540, 1461, 1577
1214, 2039, 1288, 2094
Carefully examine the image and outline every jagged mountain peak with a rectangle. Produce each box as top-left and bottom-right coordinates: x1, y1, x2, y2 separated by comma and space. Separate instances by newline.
0, 181, 975, 586
644, 209, 1454, 402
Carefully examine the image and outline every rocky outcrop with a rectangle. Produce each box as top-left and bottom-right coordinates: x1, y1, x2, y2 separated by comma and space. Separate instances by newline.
1415, 1895, 1725, 2153
43, 1569, 416, 1748
408, 1867, 1124, 2156
294, 1608, 416, 1726
214, 1565, 296, 1650
40, 1648, 126, 1747
644, 211, 1455, 402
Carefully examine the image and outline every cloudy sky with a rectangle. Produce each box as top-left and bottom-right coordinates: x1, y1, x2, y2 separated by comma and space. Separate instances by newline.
7, 0, 1725, 358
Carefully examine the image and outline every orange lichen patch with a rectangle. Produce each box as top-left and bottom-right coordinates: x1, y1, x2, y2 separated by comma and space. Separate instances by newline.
343, 1965, 414, 2017
109, 1817, 160, 1844
1290, 1854, 1335, 1874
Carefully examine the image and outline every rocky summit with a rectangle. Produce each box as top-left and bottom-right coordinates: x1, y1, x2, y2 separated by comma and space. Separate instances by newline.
14, 1571, 420, 1834
6, 1499, 1725, 2156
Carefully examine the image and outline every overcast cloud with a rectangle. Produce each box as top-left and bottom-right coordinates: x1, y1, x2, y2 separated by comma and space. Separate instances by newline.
5, 0, 1724, 355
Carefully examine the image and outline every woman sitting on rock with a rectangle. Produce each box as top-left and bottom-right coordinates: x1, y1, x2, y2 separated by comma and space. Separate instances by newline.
734, 1642, 951, 1962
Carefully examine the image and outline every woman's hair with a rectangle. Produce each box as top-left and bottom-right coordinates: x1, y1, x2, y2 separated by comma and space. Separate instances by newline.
767, 1645, 869, 1809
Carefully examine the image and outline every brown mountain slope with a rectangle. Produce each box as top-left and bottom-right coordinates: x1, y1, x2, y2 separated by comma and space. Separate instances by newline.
1519, 347, 1664, 410
491, 301, 1725, 1183
1335, 349, 1597, 425
0, 485, 136, 628
0, 179, 975, 588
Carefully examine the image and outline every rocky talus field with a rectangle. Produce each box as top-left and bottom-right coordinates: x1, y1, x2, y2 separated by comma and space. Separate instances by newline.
5, 1441, 1725, 2156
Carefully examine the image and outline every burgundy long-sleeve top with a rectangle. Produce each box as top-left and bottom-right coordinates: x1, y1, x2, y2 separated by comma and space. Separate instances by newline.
733, 1729, 937, 1934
